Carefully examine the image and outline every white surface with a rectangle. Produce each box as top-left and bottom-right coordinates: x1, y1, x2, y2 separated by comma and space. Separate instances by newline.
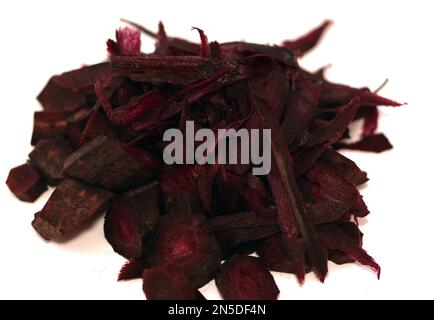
0, 0, 433, 300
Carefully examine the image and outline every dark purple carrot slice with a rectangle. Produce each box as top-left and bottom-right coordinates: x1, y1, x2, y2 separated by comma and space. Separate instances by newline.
104, 181, 160, 259
313, 64, 331, 79
250, 83, 328, 283
362, 106, 379, 137
329, 250, 356, 265
282, 20, 332, 56
239, 174, 275, 219
257, 234, 300, 274
110, 54, 216, 70
64, 108, 93, 148
6, 163, 47, 202
319, 149, 368, 186
129, 66, 240, 133
209, 212, 276, 232
121, 19, 200, 56
281, 80, 322, 147
294, 144, 329, 176
196, 164, 219, 213
317, 222, 380, 278
37, 78, 87, 112
118, 258, 149, 281
95, 80, 168, 127
307, 97, 361, 147
326, 221, 363, 265
160, 165, 203, 215
107, 27, 141, 56
31, 111, 69, 145
221, 42, 297, 67
148, 213, 221, 287
192, 27, 211, 58
28, 138, 73, 185
209, 212, 279, 249
37, 63, 112, 111
305, 201, 348, 225
111, 55, 230, 86
63, 135, 159, 191
335, 133, 393, 153
79, 109, 116, 146
51, 62, 113, 95
320, 81, 402, 107
155, 21, 169, 53
32, 179, 113, 240
143, 265, 204, 300
306, 161, 369, 218
209, 41, 222, 59
216, 255, 280, 300
244, 64, 290, 115
220, 240, 263, 261
214, 169, 244, 214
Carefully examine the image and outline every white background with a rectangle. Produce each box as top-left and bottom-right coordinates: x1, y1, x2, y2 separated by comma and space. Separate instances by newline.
0, 0, 433, 300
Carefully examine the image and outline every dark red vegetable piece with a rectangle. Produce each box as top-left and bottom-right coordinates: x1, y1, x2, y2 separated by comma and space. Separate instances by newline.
37, 63, 112, 111
362, 106, 379, 137
110, 55, 231, 86
148, 213, 221, 287
196, 164, 219, 213
109, 78, 147, 107
307, 97, 361, 147
317, 222, 381, 278
143, 265, 204, 300
247, 64, 290, 116
28, 138, 73, 184
64, 108, 93, 148
216, 255, 280, 300
79, 109, 116, 146
209, 211, 276, 232
319, 149, 368, 186
221, 42, 297, 67
220, 240, 263, 260
209, 41, 222, 59
239, 174, 275, 219
329, 250, 356, 265
294, 144, 329, 176
209, 212, 279, 252
213, 169, 243, 214
319, 80, 402, 108
282, 20, 332, 56
95, 80, 168, 127
325, 220, 363, 265
192, 27, 211, 58
31, 111, 69, 145
63, 135, 159, 191
107, 27, 141, 56
6, 163, 47, 202
160, 165, 203, 215
335, 133, 393, 153
250, 82, 328, 283
306, 161, 369, 218
32, 179, 113, 240
129, 66, 240, 133
104, 181, 160, 259
257, 234, 299, 274
118, 258, 149, 281
52, 62, 113, 95
121, 19, 200, 56
37, 78, 87, 112
305, 201, 348, 225
281, 80, 321, 147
